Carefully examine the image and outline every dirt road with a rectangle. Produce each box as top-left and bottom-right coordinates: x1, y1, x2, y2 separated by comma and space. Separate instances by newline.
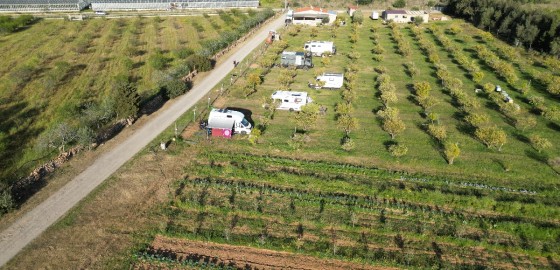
0, 14, 286, 267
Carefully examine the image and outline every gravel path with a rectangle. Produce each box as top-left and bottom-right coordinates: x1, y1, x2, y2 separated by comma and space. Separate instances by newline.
0, 14, 286, 267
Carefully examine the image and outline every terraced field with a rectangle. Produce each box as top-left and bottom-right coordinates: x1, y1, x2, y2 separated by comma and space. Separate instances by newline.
133, 17, 560, 269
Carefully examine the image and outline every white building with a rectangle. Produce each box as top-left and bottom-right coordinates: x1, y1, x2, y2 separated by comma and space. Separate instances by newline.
382, 9, 429, 24
292, 6, 337, 26
0, 0, 89, 12
91, 0, 259, 11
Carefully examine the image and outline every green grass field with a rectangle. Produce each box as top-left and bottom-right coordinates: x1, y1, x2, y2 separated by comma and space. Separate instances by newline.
0, 12, 256, 190
133, 17, 560, 269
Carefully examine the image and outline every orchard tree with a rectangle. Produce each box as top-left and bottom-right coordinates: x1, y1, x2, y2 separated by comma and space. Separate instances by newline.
427, 124, 447, 142
414, 81, 431, 100
529, 134, 552, 153
295, 103, 320, 132
465, 113, 489, 127
377, 107, 399, 120
444, 142, 461, 165
35, 122, 78, 153
246, 71, 262, 95
475, 126, 507, 151
381, 91, 398, 107
515, 116, 537, 132
337, 114, 359, 137
472, 71, 485, 84
383, 117, 406, 139
483, 82, 495, 94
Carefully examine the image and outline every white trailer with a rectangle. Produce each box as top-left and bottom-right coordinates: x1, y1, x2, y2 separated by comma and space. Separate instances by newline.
271, 91, 313, 111
309, 73, 344, 89
206, 108, 252, 136
371, 11, 379, 20
303, 41, 336, 57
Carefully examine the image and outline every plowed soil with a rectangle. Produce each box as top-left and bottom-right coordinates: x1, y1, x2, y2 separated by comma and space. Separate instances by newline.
138, 235, 397, 270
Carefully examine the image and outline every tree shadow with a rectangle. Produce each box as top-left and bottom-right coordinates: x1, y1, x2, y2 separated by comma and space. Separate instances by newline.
133, 61, 145, 69
512, 132, 529, 144
547, 122, 560, 132
525, 149, 548, 164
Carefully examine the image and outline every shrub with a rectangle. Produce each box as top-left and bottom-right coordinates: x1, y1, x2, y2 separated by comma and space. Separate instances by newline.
393, 0, 406, 8
352, 10, 364, 25
0, 189, 14, 215
164, 79, 189, 99
148, 52, 168, 70
248, 128, 261, 145
174, 48, 195, 59
186, 54, 213, 72
341, 137, 356, 151
389, 144, 408, 157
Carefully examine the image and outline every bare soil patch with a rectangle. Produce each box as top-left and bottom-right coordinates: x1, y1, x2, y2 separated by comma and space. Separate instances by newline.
139, 235, 396, 270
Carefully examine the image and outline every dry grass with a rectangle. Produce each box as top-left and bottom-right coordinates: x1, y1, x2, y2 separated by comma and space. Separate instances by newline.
3, 129, 195, 269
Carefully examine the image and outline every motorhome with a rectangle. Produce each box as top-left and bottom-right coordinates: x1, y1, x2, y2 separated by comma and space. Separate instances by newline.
280, 51, 313, 69
303, 41, 336, 56
206, 108, 252, 137
309, 73, 344, 89
271, 91, 313, 111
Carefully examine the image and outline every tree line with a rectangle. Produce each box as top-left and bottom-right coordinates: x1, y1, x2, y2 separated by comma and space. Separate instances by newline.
0, 15, 36, 34
444, 0, 560, 55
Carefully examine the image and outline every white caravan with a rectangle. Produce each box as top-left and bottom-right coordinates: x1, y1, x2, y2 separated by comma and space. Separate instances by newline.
309, 73, 344, 89
371, 11, 379, 20
271, 91, 313, 111
207, 108, 252, 135
303, 41, 336, 56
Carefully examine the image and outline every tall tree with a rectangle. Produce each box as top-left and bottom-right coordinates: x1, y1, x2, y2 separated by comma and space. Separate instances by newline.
516, 19, 539, 49
112, 75, 140, 124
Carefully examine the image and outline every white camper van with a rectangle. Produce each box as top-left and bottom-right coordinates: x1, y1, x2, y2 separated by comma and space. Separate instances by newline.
309, 73, 344, 89
303, 41, 336, 57
271, 91, 313, 111
206, 108, 252, 135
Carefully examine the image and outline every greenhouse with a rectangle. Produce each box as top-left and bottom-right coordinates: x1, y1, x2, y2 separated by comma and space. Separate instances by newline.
90, 0, 259, 11
0, 0, 89, 12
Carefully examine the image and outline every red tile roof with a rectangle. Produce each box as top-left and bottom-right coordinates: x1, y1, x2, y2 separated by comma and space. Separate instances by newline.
295, 6, 328, 13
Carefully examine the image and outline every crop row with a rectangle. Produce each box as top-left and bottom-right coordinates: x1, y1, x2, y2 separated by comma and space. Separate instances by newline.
203, 151, 549, 199
163, 178, 557, 268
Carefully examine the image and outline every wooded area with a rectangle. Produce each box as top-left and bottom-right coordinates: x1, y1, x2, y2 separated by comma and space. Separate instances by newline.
445, 0, 560, 55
